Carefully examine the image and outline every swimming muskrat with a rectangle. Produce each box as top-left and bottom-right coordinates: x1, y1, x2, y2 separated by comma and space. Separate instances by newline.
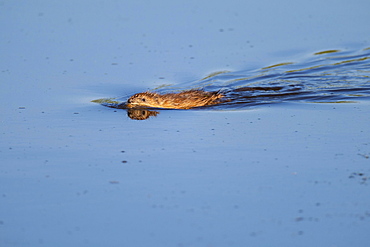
126, 90, 224, 109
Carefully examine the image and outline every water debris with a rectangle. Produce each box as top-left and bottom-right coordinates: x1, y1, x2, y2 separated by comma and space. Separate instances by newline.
349, 172, 368, 184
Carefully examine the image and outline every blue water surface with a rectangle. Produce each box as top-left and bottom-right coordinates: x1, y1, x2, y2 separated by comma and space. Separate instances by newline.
1, 0, 370, 246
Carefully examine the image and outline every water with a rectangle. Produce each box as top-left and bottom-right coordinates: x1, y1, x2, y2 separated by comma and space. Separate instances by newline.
2, 0, 370, 246
95, 47, 370, 118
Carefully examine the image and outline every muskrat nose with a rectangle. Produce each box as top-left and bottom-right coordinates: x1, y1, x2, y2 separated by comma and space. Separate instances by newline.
127, 97, 136, 104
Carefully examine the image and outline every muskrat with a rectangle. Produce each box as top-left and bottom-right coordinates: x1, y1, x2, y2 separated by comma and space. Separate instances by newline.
125, 86, 286, 110
126, 90, 224, 109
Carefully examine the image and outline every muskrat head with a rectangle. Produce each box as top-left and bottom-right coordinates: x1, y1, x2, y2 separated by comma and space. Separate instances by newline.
126, 92, 159, 108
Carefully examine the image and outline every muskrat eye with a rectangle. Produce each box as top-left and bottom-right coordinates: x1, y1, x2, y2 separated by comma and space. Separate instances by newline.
141, 98, 146, 102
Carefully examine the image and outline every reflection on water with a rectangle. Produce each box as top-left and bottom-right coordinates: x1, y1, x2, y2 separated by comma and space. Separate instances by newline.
127, 109, 159, 120
93, 47, 370, 119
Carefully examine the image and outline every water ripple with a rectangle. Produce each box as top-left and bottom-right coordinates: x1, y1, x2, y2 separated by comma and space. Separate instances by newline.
95, 47, 370, 110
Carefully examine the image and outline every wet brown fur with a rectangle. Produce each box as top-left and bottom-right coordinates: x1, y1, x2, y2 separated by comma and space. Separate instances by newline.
126, 90, 224, 109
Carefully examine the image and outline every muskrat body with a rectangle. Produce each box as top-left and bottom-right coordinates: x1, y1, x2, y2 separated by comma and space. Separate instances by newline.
126, 90, 224, 109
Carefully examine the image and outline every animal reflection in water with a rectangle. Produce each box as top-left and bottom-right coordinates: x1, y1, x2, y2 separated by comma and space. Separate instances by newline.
127, 109, 159, 120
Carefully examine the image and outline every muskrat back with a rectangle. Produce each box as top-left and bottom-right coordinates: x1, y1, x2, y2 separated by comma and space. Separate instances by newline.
126, 90, 224, 109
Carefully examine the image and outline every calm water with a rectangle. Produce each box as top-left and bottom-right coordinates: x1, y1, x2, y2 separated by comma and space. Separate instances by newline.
96, 47, 370, 119
2, 0, 370, 246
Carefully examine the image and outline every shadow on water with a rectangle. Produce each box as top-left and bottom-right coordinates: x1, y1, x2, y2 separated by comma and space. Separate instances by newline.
93, 47, 370, 120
